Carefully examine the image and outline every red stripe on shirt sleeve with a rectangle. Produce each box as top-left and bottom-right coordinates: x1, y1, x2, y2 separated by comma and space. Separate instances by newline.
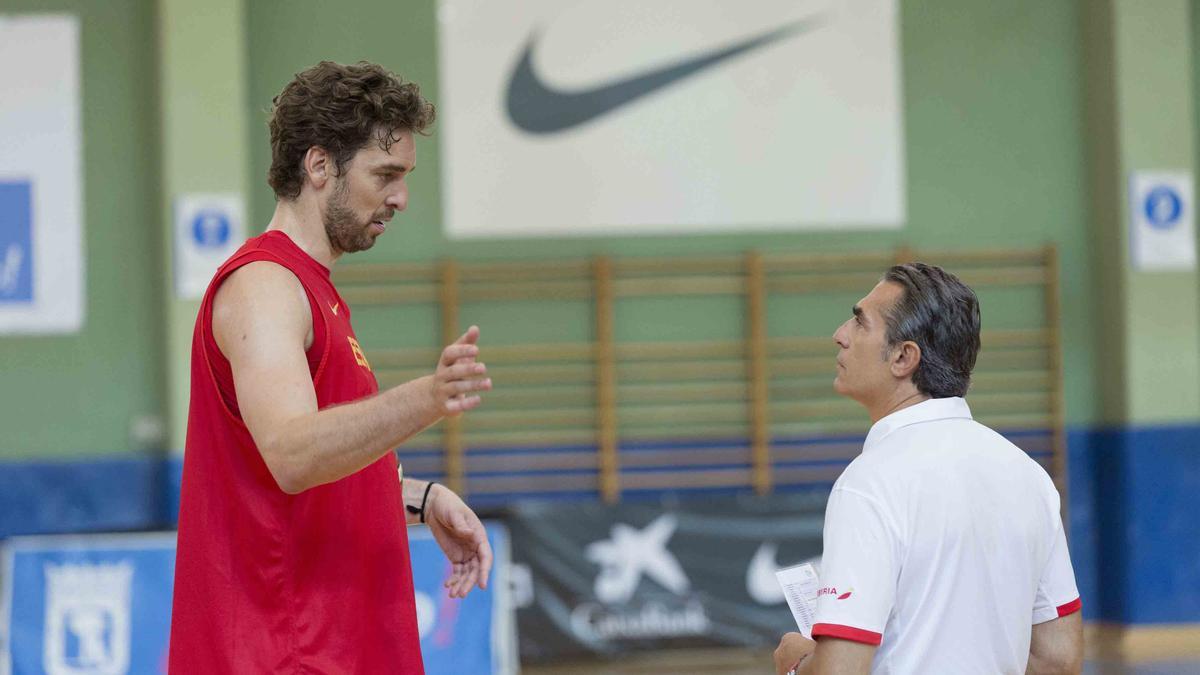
1056, 597, 1082, 617
811, 623, 883, 646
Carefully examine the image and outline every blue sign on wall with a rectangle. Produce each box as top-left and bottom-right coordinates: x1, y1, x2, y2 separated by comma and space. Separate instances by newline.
411, 524, 515, 674
2, 526, 514, 674
1143, 185, 1184, 229
0, 180, 34, 303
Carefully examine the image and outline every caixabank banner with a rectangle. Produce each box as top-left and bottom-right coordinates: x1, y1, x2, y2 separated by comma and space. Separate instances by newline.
0, 526, 515, 674
504, 492, 827, 661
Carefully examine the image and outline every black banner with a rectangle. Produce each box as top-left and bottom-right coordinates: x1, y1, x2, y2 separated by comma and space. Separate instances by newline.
503, 490, 829, 662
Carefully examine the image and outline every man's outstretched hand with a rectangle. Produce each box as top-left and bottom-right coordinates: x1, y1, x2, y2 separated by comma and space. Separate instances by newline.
424, 483, 493, 598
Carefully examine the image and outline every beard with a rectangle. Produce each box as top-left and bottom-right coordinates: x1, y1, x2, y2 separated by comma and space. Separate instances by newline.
323, 177, 377, 254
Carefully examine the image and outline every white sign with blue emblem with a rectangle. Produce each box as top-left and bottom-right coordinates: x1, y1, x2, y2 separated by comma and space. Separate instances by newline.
0, 15, 84, 334
1130, 172, 1196, 271
174, 193, 245, 299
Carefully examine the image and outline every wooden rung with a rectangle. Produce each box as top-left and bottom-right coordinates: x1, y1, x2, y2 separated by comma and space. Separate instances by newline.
369, 349, 441, 368
970, 370, 1053, 390
614, 256, 744, 275
477, 342, 595, 362
763, 251, 894, 270
459, 280, 593, 301
616, 340, 744, 360
770, 419, 871, 436
484, 388, 595, 408
614, 277, 745, 296
617, 360, 747, 381
333, 262, 436, 283
767, 336, 839, 354
770, 399, 862, 419
982, 329, 1049, 347
618, 403, 748, 425
769, 356, 842, 376
955, 268, 1047, 286
465, 408, 596, 429
339, 285, 438, 304
466, 473, 599, 494
375, 368, 439, 384
621, 447, 752, 468
620, 468, 753, 490
620, 423, 752, 439
912, 247, 1047, 265
486, 363, 595, 383
618, 381, 750, 402
462, 428, 598, 447
768, 273, 889, 294
771, 442, 863, 463
975, 350, 1050, 369
460, 260, 592, 280
465, 451, 600, 472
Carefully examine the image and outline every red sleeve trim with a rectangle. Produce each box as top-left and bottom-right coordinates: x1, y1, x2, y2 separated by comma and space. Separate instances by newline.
1056, 597, 1082, 617
811, 623, 883, 646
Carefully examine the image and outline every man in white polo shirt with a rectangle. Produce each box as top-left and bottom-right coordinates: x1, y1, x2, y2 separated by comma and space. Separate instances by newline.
773, 263, 1083, 674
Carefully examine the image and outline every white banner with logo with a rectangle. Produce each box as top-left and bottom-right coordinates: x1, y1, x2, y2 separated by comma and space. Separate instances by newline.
0, 15, 84, 333
1129, 171, 1196, 271
437, 0, 905, 238
173, 193, 246, 299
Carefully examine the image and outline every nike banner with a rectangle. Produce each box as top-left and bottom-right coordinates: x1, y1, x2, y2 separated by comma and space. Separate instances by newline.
502, 492, 826, 662
437, 0, 904, 238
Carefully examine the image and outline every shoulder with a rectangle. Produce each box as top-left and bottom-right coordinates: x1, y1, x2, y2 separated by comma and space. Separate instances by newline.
212, 261, 310, 349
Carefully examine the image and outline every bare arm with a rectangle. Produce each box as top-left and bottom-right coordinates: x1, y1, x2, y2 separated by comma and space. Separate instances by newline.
1027, 612, 1083, 675
776, 634, 875, 675
214, 262, 490, 494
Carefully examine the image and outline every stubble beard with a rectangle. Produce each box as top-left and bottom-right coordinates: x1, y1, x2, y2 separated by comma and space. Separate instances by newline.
323, 177, 375, 254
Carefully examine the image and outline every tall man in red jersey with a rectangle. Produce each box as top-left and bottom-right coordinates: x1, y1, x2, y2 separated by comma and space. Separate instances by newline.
169, 61, 494, 673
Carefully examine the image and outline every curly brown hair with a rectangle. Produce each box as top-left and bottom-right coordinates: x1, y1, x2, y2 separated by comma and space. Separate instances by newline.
267, 61, 435, 200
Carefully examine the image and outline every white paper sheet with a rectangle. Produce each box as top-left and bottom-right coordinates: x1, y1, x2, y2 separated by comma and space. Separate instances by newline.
775, 562, 820, 639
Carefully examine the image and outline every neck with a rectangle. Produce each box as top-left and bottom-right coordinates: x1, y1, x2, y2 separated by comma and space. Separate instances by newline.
866, 386, 930, 424
266, 197, 339, 268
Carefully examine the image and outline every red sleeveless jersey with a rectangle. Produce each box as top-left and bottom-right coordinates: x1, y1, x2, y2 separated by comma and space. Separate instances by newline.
169, 231, 424, 674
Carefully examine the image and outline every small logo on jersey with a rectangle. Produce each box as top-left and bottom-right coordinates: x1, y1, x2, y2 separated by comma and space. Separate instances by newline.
817, 586, 854, 600
329, 302, 339, 316
347, 336, 371, 371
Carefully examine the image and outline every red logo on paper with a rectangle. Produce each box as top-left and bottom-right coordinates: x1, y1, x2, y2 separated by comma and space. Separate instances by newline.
817, 586, 855, 600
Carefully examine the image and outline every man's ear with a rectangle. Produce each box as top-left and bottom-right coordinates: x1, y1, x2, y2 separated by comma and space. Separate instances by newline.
890, 341, 921, 380
303, 146, 331, 191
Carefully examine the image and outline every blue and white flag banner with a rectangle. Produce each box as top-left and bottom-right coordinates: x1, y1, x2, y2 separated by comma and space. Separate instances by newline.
0, 14, 84, 334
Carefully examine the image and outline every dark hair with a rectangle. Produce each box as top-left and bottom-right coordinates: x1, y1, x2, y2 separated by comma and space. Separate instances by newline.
267, 61, 435, 200
881, 263, 981, 398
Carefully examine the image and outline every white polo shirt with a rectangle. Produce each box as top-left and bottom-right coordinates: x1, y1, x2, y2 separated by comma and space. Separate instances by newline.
812, 397, 1080, 674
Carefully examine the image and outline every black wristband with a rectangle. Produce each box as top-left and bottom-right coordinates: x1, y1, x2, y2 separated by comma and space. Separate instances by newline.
406, 481, 437, 523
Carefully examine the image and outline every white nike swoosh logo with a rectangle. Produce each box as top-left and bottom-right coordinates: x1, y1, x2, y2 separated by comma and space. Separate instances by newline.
746, 543, 821, 605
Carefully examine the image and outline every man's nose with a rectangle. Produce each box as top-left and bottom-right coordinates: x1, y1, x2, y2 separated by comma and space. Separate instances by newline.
832, 322, 849, 348
387, 183, 408, 212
